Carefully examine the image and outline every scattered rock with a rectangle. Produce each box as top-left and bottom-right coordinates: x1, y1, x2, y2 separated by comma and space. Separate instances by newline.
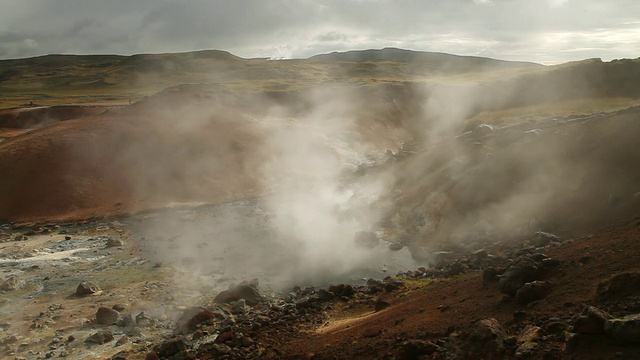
469, 318, 507, 341
531, 231, 560, 247
85, 330, 114, 344
354, 231, 379, 249
545, 321, 569, 334
96, 307, 120, 325
317, 289, 334, 302
482, 267, 501, 288
605, 313, 640, 344
14, 234, 27, 241
328, 284, 345, 296
469, 249, 488, 267
396, 340, 439, 360
574, 306, 611, 334
215, 330, 234, 343
231, 299, 247, 314
105, 238, 125, 248
443, 262, 467, 277
230, 283, 262, 305
458, 318, 508, 359
341, 284, 355, 297
76, 281, 101, 296
388, 242, 404, 251
597, 272, 640, 299
154, 337, 190, 358
179, 308, 216, 333
515, 281, 551, 304
498, 257, 541, 296
112, 304, 127, 312
518, 324, 541, 344
135, 312, 154, 327
115, 336, 129, 346
117, 313, 135, 327
213, 290, 237, 304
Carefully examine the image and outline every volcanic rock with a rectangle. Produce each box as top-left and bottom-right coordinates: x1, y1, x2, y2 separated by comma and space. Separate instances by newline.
76, 281, 101, 296
105, 237, 125, 248
531, 231, 560, 247
328, 284, 345, 295
230, 283, 262, 305
443, 262, 467, 277
482, 266, 501, 288
341, 284, 355, 297
96, 306, 120, 325
154, 337, 190, 358
597, 272, 640, 299
116, 336, 129, 346
85, 330, 114, 344
396, 340, 439, 360
498, 257, 541, 296
454, 318, 508, 360
135, 312, 154, 327
545, 321, 569, 334
388, 242, 404, 251
574, 306, 611, 334
518, 324, 541, 343
604, 313, 640, 344
469, 318, 507, 343
317, 289, 334, 302
14, 234, 27, 241
215, 330, 234, 343
213, 290, 237, 304
231, 299, 247, 314
515, 281, 551, 304
469, 249, 489, 267
178, 308, 216, 333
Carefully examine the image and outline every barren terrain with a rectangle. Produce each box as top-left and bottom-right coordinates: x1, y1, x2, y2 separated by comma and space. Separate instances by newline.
1, 49, 640, 359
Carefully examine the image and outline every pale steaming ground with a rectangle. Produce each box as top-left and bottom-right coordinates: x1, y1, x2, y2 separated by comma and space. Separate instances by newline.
122, 77, 640, 299
132, 199, 417, 293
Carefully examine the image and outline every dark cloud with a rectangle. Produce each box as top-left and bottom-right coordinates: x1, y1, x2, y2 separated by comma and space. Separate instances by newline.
0, 0, 637, 63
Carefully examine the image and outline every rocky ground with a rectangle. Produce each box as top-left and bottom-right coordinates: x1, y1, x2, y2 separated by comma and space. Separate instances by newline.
1, 206, 639, 359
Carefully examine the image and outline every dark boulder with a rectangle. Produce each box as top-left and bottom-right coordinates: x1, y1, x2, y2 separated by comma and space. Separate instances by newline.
515, 281, 551, 304
85, 331, 114, 344
96, 307, 120, 325
574, 306, 611, 334
76, 281, 101, 296
597, 272, 640, 299
498, 257, 541, 296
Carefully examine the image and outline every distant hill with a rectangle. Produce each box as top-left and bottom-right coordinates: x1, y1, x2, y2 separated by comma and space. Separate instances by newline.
308, 47, 542, 68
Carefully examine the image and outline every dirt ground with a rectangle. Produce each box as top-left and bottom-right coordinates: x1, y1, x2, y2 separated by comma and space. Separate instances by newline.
1, 90, 640, 359
1, 203, 639, 359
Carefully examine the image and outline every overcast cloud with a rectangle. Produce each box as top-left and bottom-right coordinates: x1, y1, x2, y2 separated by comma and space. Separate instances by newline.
0, 0, 638, 64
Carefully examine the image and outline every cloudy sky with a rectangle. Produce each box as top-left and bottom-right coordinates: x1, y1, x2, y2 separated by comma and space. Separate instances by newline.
0, 0, 638, 64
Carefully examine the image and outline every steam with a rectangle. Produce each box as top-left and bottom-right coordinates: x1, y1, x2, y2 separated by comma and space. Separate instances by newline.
131, 84, 416, 293
124, 61, 640, 295
258, 85, 402, 285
